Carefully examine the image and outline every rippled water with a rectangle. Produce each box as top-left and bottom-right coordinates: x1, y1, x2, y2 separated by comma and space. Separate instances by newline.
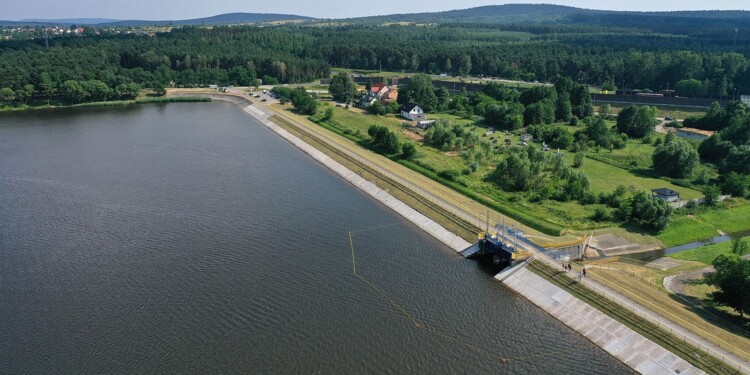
0, 103, 633, 374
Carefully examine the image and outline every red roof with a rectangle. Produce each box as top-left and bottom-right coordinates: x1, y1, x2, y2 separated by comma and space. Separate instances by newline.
370, 83, 388, 94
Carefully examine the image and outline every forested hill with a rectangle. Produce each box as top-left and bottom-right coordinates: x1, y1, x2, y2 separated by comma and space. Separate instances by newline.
103, 13, 315, 27
0, 13, 315, 27
347, 4, 750, 28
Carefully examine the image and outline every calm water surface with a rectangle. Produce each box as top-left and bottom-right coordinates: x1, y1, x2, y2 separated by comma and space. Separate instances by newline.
0, 102, 633, 374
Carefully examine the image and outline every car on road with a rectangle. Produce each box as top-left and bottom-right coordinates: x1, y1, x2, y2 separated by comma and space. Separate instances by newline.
665, 116, 674, 121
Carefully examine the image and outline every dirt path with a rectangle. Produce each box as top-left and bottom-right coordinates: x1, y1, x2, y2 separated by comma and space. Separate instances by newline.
664, 266, 714, 295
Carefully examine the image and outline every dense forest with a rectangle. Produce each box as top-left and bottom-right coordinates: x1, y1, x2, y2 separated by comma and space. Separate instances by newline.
1, 13, 749, 105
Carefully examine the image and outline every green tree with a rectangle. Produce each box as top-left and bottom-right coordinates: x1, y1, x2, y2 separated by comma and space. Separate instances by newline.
520, 86, 557, 106
570, 84, 594, 118
82, 80, 111, 101
674, 78, 704, 97
720, 145, 750, 175
577, 117, 615, 149
524, 99, 555, 126
599, 104, 611, 119
652, 140, 699, 178
731, 238, 748, 256
60, 80, 86, 104
573, 152, 585, 168
722, 172, 749, 198
0, 87, 16, 105
617, 105, 657, 138
15, 84, 35, 105
703, 185, 721, 206
484, 102, 524, 130
39, 73, 56, 104
400, 74, 438, 112
629, 191, 673, 232
555, 92, 573, 122
367, 125, 401, 154
153, 83, 167, 96
329, 72, 357, 103
401, 142, 417, 159
115, 83, 141, 100
707, 255, 750, 316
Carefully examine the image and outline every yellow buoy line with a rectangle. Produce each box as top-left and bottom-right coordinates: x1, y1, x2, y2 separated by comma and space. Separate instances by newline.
347, 222, 582, 365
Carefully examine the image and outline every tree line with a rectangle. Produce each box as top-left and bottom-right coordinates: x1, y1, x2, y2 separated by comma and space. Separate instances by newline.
1, 23, 749, 107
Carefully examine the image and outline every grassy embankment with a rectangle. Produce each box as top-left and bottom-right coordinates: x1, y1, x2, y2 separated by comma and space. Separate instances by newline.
669, 237, 750, 265
657, 204, 750, 247
529, 259, 747, 374
288, 103, 715, 236
595, 104, 708, 121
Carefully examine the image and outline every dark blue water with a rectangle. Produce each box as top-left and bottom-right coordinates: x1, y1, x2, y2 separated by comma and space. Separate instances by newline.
0, 102, 632, 374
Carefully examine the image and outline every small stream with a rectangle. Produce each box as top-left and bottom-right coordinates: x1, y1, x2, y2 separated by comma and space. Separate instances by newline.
624, 229, 750, 262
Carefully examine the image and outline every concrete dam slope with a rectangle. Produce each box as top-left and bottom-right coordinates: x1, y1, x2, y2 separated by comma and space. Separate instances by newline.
499, 264, 704, 375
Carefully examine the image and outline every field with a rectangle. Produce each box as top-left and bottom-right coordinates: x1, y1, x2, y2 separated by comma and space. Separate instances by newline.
669, 237, 749, 265
658, 203, 750, 247
298, 104, 724, 233
595, 104, 707, 120
577, 154, 702, 199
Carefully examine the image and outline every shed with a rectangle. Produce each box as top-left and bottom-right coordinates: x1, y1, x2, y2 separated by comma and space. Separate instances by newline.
416, 120, 436, 129
652, 188, 680, 203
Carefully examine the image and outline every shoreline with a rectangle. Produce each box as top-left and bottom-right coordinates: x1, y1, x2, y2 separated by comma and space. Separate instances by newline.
0, 96, 211, 113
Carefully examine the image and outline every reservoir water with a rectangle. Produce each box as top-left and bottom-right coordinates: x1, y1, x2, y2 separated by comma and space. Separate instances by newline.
0, 102, 633, 374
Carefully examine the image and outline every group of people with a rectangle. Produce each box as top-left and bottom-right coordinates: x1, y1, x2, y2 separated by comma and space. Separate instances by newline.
562, 261, 587, 278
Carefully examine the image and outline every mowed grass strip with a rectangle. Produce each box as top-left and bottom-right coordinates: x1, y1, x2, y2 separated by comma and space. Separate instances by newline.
670, 237, 750, 265
579, 155, 702, 199
658, 204, 750, 248
658, 216, 721, 248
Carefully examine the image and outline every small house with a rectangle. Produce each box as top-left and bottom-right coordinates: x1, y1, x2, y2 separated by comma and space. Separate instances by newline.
208, 84, 219, 90
382, 90, 398, 104
358, 95, 378, 108
520, 133, 533, 142
401, 103, 425, 121
652, 188, 680, 203
370, 83, 391, 99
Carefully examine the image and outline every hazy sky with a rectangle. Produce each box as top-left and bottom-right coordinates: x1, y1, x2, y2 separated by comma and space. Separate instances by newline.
5, 0, 750, 20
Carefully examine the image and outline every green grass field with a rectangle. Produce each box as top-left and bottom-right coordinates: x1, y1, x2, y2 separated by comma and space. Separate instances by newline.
658, 203, 750, 247
669, 237, 749, 265
300, 104, 749, 238
576, 154, 702, 199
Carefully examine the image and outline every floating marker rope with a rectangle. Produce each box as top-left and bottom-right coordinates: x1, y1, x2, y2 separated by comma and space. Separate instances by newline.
348, 223, 582, 364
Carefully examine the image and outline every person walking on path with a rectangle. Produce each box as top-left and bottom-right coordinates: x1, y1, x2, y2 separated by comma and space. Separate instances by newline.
582, 266, 587, 278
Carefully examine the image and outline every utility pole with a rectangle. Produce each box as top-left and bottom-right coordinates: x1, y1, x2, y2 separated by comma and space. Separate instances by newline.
45, 28, 49, 49
733, 27, 739, 51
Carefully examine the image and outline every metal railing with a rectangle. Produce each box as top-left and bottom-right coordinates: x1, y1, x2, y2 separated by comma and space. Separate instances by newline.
531, 253, 750, 374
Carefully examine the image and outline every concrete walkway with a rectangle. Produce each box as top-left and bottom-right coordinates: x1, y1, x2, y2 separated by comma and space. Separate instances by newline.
500, 265, 705, 375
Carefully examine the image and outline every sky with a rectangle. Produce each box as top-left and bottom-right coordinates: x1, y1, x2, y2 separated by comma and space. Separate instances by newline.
5, 0, 750, 21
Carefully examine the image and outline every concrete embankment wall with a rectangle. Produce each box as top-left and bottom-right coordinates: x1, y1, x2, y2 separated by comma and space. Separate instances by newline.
183, 93, 472, 253
498, 265, 704, 375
